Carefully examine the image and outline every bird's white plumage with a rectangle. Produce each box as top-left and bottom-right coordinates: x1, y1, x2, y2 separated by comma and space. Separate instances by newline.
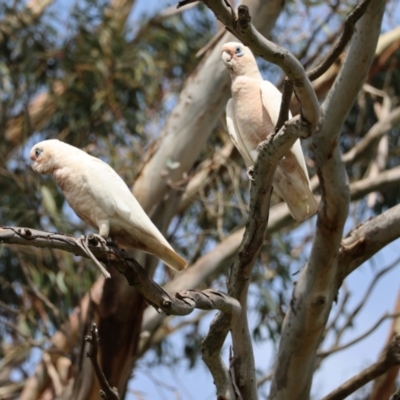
221, 42, 318, 221
30, 139, 187, 271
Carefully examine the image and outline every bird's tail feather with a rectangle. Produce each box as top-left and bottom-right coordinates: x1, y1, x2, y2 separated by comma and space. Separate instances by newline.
116, 232, 187, 271
156, 244, 188, 271
274, 167, 318, 222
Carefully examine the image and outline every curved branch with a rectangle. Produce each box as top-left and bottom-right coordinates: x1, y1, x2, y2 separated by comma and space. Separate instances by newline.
269, 1, 386, 398
0, 226, 240, 318
307, 0, 372, 81
200, 116, 309, 400
181, 0, 320, 130
322, 335, 400, 400
343, 106, 400, 166
339, 203, 400, 279
85, 323, 120, 400
318, 313, 400, 359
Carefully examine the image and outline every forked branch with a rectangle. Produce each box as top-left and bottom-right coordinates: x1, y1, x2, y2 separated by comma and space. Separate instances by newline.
0, 226, 240, 318
85, 323, 120, 400
322, 335, 400, 400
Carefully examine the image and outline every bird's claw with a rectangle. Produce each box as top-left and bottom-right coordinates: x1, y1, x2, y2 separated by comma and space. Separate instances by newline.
75, 235, 111, 279
87, 233, 107, 247
246, 167, 255, 180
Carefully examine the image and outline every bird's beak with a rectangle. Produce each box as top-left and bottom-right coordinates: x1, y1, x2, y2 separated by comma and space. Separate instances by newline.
222, 50, 232, 65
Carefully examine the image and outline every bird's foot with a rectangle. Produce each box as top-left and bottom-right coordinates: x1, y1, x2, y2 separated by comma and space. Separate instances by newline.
75, 235, 111, 279
246, 166, 255, 180
87, 233, 107, 248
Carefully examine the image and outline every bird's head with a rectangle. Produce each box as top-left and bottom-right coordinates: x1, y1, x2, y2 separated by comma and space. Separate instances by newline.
221, 42, 258, 77
30, 139, 61, 174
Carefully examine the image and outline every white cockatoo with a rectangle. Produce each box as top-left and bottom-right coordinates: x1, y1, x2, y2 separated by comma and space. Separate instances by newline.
221, 42, 318, 222
30, 139, 187, 271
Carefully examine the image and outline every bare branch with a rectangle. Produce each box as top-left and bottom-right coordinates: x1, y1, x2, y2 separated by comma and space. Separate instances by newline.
343, 106, 400, 166
322, 335, 400, 400
270, 1, 386, 398
329, 258, 400, 347
307, 0, 372, 81
201, 116, 309, 400
319, 313, 400, 359
274, 78, 293, 133
0, 226, 240, 318
339, 203, 400, 278
85, 323, 120, 400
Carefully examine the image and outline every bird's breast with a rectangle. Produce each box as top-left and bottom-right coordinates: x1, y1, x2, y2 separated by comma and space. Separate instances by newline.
53, 167, 107, 229
231, 78, 275, 151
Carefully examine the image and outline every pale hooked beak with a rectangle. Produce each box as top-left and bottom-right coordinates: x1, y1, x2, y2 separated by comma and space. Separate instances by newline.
221, 50, 232, 64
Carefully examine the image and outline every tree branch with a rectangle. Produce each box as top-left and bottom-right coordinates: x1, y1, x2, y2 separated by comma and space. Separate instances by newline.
318, 313, 400, 359
339, 203, 400, 279
342, 106, 400, 166
133, 0, 285, 214
85, 323, 120, 400
307, 0, 372, 81
0, 226, 240, 318
349, 165, 400, 201
322, 335, 400, 400
274, 78, 293, 133
200, 116, 310, 400
180, 0, 319, 131
269, 1, 386, 398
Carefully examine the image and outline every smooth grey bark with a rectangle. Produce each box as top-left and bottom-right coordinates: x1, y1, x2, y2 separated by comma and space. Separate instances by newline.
269, 1, 387, 399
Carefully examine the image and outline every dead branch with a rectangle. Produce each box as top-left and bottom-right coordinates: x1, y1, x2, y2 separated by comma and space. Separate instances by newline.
85, 323, 120, 400
0, 226, 240, 319
343, 106, 400, 166
276, 0, 372, 131
307, 0, 372, 81
318, 313, 400, 359
322, 335, 400, 400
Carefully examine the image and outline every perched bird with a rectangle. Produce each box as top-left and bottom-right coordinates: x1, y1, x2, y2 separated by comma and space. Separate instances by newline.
221, 42, 318, 222
30, 139, 187, 271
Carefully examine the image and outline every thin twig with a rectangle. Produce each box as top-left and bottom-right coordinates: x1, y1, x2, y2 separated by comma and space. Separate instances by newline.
322, 335, 400, 400
85, 323, 120, 400
319, 313, 400, 358
275, 78, 293, 133
307, 0, 372, 81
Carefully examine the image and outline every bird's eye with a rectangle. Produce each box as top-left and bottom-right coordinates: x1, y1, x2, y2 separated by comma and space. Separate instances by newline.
235, 46, 244, 57
35, 148, 42, 158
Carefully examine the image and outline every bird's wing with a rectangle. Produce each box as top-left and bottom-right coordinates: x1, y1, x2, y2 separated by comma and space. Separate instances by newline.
82, 157, 187, 271
259, 80, 285, 128
226, 99, 255, 167
273, 151, 318, 222
82, 157, 167, 240
82, 156, 132, 219
259, 80, 317, 221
